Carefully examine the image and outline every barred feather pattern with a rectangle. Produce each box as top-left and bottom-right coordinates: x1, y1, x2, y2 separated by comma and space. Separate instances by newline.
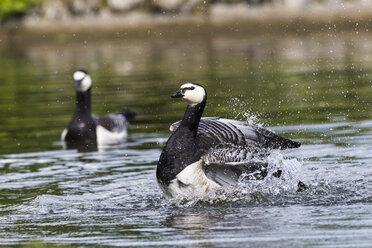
200, 145, 270, 186
170, 117, 300, 150
201, 145, 255, 165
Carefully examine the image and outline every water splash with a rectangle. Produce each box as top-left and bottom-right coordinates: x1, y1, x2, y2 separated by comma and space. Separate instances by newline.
166, 150, 306, 207
227, 98, 262, 126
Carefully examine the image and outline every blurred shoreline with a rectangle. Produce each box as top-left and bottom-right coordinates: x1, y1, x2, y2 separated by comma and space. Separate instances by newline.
1, 1, 372, 47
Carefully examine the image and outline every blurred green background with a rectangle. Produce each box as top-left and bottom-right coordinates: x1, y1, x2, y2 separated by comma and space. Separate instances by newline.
0, 31, 371, 154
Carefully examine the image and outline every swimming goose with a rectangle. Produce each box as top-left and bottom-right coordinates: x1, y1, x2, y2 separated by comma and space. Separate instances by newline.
156, 83, 301, 198
61, 69, 136, 150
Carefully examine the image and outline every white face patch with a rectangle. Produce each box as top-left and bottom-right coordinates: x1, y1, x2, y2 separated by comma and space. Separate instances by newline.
180, 83, 206, 106
74, 71, 92, 92
73, 71, 86, 81
80, 75, 92, 92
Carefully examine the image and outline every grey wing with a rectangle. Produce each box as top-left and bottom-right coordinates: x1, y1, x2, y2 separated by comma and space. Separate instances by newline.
93, 114, 129, 133
201, 145, 268, 186
170, 117, 300, 150
217, 118, 301, 149
170, 117, 246, 148
169, 117, 220, 131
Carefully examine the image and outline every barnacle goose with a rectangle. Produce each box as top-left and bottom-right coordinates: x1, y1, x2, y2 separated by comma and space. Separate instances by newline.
156, 83, 302, 198
61, 69, 136, 150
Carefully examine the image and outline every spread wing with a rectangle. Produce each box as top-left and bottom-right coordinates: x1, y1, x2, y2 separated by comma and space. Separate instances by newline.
201, 145, 268, 186
170, 117, 300, 150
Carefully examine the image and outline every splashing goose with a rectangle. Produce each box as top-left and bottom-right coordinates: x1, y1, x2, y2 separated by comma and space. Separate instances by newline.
156, 83, 301, 198
61, 70, 136, 150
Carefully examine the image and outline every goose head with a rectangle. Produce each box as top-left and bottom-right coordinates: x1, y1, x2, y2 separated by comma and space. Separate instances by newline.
73, 69, 92, 92
171, 83, 207, 107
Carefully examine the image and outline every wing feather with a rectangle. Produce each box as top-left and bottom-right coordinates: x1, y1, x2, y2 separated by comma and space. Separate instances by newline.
170, 117, 300, 150
201, 145, 268, 186
93, 114, 129, 133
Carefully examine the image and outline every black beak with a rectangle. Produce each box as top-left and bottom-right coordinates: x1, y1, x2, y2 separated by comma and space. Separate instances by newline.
171, 89, 184, 98
75, 80, 81, 88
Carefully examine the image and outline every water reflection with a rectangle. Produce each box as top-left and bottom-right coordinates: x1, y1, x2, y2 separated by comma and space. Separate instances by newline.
165, 212, 218, 242
162, 207, 287, 247
62, 140, 98, 152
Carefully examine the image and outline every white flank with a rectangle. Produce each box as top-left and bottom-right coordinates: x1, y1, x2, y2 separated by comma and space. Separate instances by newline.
164, 160, 220, 198
61, 128, 68, 141
96, 125, 127, 145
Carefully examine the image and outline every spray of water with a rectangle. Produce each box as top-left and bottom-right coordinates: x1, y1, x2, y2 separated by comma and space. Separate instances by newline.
227, 98, 263, 127
168, 151, 305, 207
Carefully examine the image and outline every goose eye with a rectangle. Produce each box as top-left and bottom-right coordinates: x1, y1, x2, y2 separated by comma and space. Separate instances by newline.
190, 86, 195, 90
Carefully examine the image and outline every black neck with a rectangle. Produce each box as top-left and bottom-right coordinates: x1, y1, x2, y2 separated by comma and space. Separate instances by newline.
75, 89, 91, 115
156, 97, 207, 186
179, 98, 206, 136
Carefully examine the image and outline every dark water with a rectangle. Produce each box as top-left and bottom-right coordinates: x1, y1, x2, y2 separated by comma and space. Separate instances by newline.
0, 31, 371, 247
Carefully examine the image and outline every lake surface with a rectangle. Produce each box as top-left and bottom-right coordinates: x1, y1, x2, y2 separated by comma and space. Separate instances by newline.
0, 30, 371, 247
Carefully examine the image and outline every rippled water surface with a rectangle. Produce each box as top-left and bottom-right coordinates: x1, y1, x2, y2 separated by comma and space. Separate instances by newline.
0, 30, 371, 247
